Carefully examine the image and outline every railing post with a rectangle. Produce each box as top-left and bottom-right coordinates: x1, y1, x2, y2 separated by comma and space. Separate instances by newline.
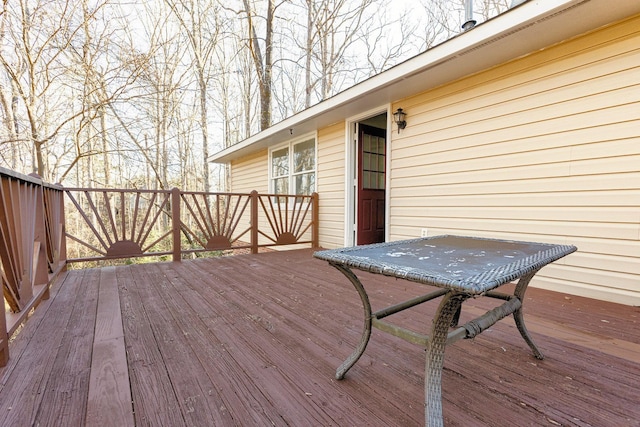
171, 188, 181, 262
57, 184, 68, 272
312, 192, 319, 248
250, 190, 258, 254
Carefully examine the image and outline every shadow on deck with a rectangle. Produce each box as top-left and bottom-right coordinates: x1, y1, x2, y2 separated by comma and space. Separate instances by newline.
1, 249, 638, 426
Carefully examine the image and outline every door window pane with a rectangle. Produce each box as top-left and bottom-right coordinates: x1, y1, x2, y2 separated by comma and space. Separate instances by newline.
362, 134, 385, 189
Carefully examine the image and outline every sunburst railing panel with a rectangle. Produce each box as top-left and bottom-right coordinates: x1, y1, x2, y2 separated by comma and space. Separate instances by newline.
255, 193, 318, 248
64, 188, 174, 262
63, 188, 318, 261
179, 191, 253, 253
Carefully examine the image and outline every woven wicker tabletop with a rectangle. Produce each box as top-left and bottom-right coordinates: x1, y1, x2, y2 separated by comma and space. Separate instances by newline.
314, 235, 577, 294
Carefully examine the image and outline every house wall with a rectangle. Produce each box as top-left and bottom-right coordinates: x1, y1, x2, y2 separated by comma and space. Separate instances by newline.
229, 150, 268, 247
230, 149, 269, 193
229, 126, 347, 249
389, 15, 640, 305
316, 123, 348, 248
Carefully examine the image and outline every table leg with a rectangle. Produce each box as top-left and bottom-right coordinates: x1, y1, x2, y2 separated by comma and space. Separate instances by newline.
425, 292, 468, 427
513, 270, 544, 360
330, 263, 373, 380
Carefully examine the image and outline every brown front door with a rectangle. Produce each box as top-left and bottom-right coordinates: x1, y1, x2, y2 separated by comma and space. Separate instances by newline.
357, 124, 386, 245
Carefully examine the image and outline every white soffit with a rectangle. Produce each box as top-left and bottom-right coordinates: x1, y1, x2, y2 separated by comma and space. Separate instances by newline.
210, 0, 640, 163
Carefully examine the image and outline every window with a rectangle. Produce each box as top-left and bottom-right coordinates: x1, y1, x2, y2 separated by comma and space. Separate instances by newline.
270, 137, 316, 195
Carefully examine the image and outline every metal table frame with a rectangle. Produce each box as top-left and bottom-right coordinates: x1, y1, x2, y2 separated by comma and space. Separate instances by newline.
314, 235, 577, 427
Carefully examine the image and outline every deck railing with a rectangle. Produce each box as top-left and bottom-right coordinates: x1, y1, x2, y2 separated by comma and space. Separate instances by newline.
64, 188, 319, 262
0, 167, 67, 366
1, 166, 318, 366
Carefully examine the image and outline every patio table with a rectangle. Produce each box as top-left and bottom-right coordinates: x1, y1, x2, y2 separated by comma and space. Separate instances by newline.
313, 235, 576, 427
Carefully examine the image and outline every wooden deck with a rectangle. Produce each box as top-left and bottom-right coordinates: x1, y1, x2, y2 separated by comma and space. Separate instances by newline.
1, 249, 638, 426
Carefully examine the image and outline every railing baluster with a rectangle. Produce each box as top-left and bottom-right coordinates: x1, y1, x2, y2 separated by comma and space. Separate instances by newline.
120, 191, 126, 241
137, 193, 171, 250
227, 194, 251, 242
221, 194, 230, 238
83, 190, 114, 248
102, 190, 119, 243
181, 194, 209, 242
193, 193, 213, 239
135, 192, 157, 246
33, 180, 48, 292
210, 194, 219, 237
131, 192, 141, 243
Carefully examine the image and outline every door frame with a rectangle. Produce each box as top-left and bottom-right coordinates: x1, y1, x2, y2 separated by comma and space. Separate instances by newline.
344, 105, 392, 247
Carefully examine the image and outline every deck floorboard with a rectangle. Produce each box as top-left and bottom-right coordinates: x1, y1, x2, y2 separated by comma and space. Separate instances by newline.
1, 249, 639, 426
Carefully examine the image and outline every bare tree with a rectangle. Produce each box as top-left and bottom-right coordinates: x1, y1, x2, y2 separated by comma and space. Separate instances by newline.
241, 0, 278, 131
0, 1, 19, 169
0, 0, 81, 177
299, 0, 387, 107
164, 0, 222, 192
0, 0, 143, 183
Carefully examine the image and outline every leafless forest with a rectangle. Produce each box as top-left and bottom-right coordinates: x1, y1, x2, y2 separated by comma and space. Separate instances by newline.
0, 0, 509, 191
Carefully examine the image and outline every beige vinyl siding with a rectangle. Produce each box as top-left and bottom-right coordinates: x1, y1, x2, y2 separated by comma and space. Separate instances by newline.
316, 123, 346, 248
227, 150, 267, 247
389, 15, 640, 305
230, 149, 269, 193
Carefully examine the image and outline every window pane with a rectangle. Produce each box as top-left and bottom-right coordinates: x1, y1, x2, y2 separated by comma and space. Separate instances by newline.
272, 148, 289, 177
295, 173, 315, 195
294, 139, 315, 173
274, 177, 288, 194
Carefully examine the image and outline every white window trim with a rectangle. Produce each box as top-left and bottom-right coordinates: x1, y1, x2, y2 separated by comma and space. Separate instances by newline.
268, 132, 318, 197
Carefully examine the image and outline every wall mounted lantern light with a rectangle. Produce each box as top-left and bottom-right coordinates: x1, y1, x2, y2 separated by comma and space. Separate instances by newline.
393, 108, 407, 133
